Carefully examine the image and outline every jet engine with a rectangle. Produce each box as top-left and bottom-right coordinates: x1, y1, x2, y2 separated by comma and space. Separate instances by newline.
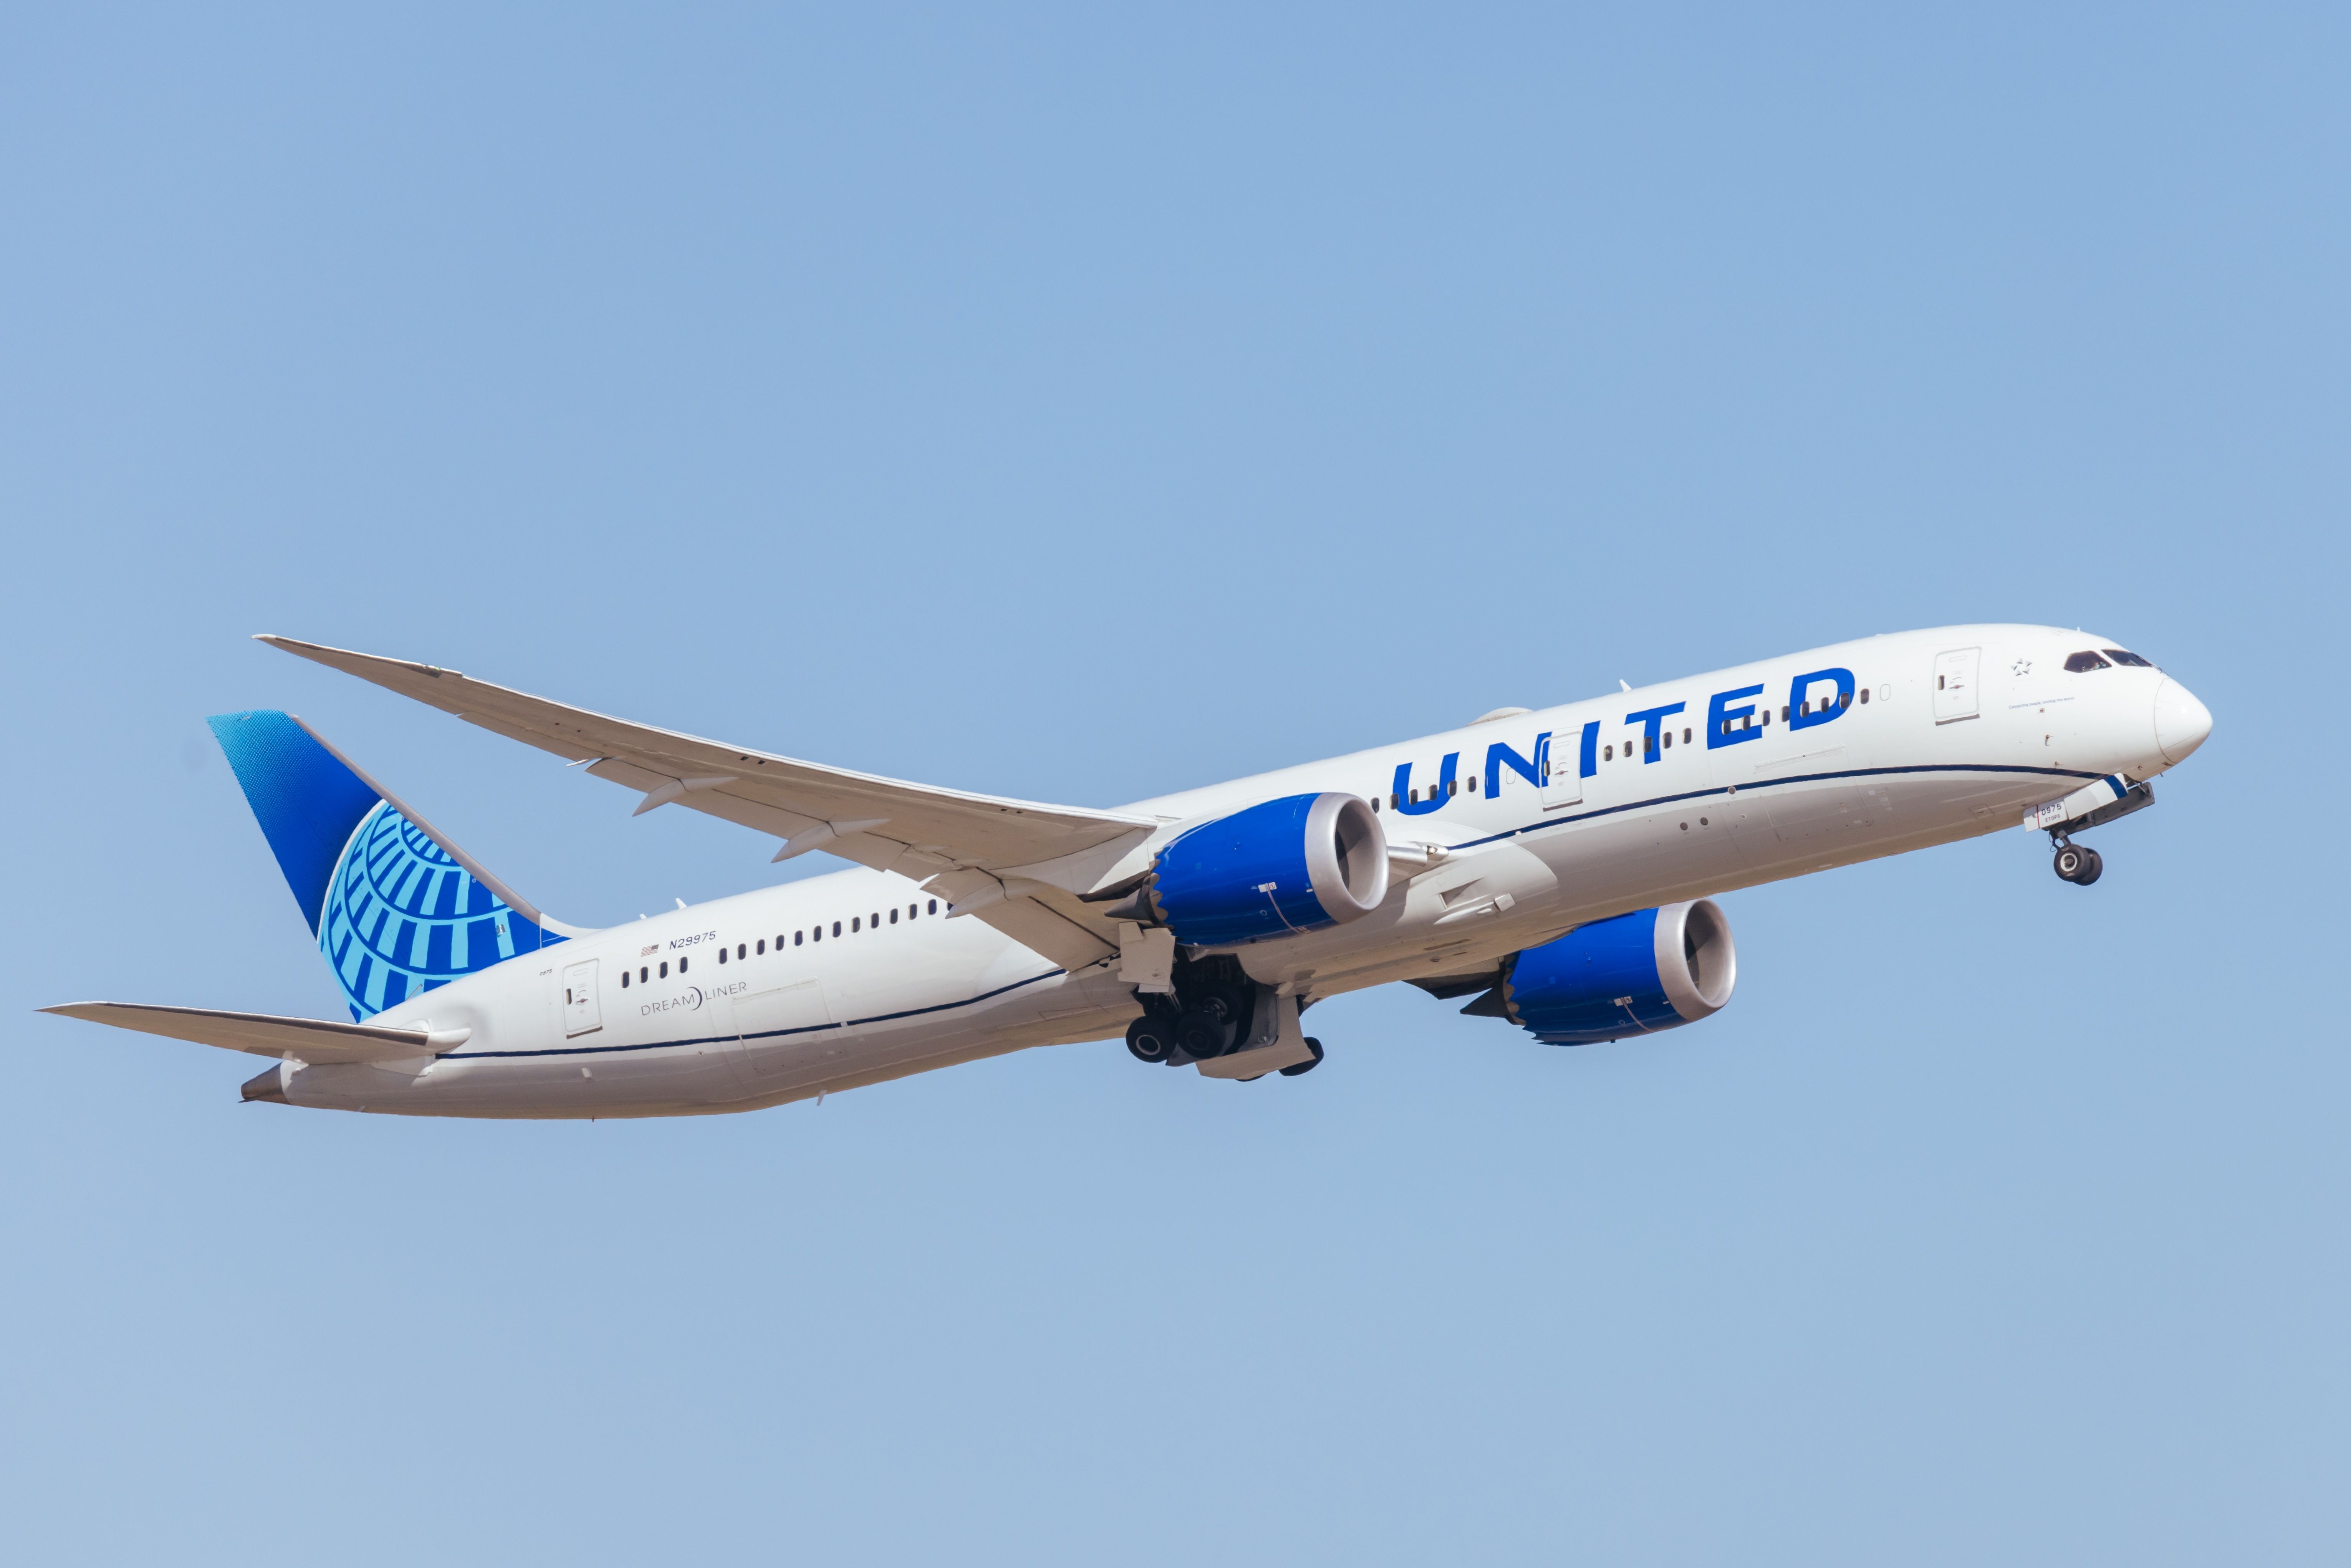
1107, 792, 1389, 947
1471, 899, 1736, 1045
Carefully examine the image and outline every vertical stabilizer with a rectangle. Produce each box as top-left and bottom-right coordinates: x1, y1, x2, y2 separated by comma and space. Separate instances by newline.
208, 710, 566, 1020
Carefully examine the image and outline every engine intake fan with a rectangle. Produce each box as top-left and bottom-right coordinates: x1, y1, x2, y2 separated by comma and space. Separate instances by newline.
1473, 899, 1737, 1045
1100, 792, 1389, 947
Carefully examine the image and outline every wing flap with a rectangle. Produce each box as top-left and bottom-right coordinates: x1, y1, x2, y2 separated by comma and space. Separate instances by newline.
41, 1003, 449, 1064
962, 899, 1119, 973
262, 636, 1154, 873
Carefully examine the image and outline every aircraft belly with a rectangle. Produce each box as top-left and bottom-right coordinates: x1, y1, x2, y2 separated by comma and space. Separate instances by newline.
285, 1045, 747, 1118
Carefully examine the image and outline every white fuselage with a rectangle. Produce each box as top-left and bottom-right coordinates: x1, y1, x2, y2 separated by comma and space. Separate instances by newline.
270, 625, 2206, 1117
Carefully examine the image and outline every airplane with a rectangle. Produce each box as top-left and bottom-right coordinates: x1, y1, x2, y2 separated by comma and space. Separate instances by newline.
42, 626, 2212, 1119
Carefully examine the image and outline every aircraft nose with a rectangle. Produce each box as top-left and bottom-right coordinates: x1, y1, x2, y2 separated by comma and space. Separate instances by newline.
2153, 677, 2213, 765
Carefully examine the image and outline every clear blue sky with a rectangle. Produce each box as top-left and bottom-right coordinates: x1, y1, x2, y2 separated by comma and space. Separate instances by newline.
4, 6, 2344, 1563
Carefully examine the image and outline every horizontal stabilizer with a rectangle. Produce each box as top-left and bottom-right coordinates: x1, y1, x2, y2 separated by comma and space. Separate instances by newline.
39, 1002, 464, 1064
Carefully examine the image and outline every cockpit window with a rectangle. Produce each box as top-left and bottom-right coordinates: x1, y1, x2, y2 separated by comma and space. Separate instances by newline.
2064, 651, 2111, 672
2103, 648, 2155, 668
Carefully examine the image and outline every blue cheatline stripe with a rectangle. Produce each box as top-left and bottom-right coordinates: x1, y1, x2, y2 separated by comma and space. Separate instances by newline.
1449, 761, 2106, 851
435, 760, 2092, 1060
441, 968, 1070, 1061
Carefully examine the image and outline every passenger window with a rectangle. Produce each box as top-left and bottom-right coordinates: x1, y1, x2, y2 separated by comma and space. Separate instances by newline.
1859, 689, 1869, 705
812, 926, 821, 942
679, 956, 688, 973
851, 917, 860, 932
908, 903, 917, 919
659, 961, 669, 979
1780, 705, 1790, 721
795, 931, 804, 946
1604, 744, 1613, 761
832, 921, 842, 937
2066, 650, 2113, 672
889, 908, 899, 924
1447, 779, 1457, 797
639, 967, 647, 983
718, 947, 727, 964
2104, 649, 2155, 667
1682, 728, 1691, 744
1370, 796, 1380, 811
621, 971, 630, 988
871, 911, 879, 927
1389, 792, 1400, 808
1467, 775, 1478, 792
736, 943, 745, 959
927, 899, 939, 914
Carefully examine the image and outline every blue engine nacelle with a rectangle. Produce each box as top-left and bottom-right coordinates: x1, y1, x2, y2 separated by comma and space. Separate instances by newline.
1128, 792, 1390, 947
1488, 899, 1737, 1045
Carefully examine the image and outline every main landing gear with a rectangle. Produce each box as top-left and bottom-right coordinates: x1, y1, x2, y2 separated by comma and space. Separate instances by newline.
1124, 953, 1324, 1078
1126, 1013, 1324, 1074
1230, 1038, 1324, 1081
1125, 1014, 1176, 1063
2051, 835, 2104, 886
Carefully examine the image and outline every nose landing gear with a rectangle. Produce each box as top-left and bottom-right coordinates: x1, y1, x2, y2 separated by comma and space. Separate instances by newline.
2051, 836, 2104, 886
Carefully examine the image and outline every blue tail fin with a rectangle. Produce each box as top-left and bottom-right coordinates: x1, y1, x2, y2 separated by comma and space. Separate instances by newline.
208, 710, 566, 1020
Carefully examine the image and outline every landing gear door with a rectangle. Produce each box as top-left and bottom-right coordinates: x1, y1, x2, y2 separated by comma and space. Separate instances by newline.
1933, 647, 1980, 725
741, 977, 837, 1080
1539, 730, 1581, 809
561, 959, 601, 1037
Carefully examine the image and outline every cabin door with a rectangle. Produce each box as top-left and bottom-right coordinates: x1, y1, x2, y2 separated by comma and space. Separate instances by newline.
1932, 647, 1981, 725
560, 960, 602, 1038
1538, 729, 1582, 809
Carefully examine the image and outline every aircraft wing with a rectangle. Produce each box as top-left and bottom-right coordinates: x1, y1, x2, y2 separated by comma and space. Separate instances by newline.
259, 636, 1156, 970
40, 1003, 455, 1064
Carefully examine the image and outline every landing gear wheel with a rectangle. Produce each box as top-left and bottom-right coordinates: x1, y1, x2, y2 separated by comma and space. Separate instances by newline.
1200, 987, 1251, 1032
2053, 843, 2104, 885
1278, 1037, 1326, 1077
1125, 1015, 1174, 1064
1174, 1011, 1226, 1059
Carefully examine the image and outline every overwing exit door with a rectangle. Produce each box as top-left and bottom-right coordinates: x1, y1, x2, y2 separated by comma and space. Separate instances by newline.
1932, 647, 1981, 725
561, 959, 602, 1037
